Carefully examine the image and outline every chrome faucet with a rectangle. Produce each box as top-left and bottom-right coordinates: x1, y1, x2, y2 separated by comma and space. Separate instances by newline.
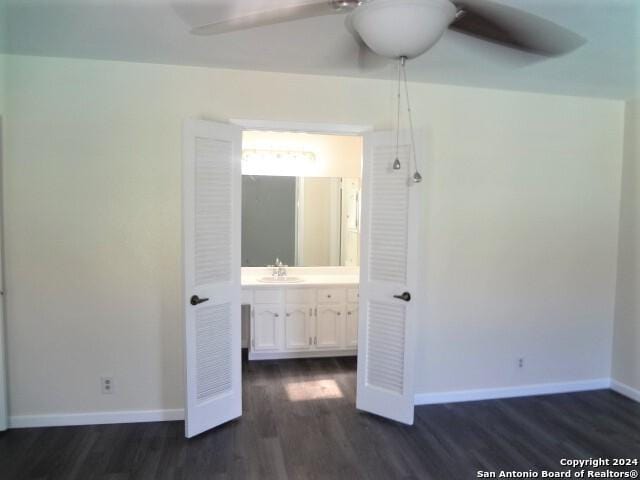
271, 258, 287, 279
277, 260, 287, 279
269, 261, 277, 278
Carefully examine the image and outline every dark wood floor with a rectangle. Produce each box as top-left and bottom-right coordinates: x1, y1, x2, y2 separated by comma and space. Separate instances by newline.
1, 355, 639, 480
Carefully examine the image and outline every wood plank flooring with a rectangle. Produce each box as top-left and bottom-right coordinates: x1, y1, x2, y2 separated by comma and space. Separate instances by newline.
1, 355, 639, 479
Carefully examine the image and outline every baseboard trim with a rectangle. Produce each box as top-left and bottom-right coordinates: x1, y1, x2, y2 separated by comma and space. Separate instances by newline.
610, 379, 640, 403
9, 408, 185, 429
9, 378, 635, 429
414, 378, 611, 405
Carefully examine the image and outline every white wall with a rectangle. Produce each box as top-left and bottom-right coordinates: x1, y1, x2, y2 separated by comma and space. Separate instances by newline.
612, 99, 640, 398
0, 54, 5, 114
0, 52, 8, 429
0, 0, 8, 430
3, 55, 624, 419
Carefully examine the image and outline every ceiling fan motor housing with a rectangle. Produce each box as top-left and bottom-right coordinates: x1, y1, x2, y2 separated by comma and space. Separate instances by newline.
351, 0, 457, 59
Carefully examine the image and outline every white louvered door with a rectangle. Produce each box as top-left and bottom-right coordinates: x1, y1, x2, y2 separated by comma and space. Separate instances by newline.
356, 130, 423, 425
183, 119, 242, 438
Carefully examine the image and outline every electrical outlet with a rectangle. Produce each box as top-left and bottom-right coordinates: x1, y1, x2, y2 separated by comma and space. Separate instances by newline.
101, 376, 114, 394
518, 358, 524, 369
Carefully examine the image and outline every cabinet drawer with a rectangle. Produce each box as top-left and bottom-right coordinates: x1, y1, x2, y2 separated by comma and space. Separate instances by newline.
285, 288, 315, 304
253, 289, 283, 304
347, 288, 359, 303
317, 288, 345, 304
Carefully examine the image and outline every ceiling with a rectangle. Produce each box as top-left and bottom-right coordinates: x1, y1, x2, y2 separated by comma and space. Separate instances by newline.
2, 0, 639, 99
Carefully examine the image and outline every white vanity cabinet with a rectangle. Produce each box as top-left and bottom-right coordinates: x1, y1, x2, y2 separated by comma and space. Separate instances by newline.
244, 285, 359, 360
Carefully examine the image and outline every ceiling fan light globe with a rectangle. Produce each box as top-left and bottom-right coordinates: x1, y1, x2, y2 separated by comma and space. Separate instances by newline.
351, 0, 457, 59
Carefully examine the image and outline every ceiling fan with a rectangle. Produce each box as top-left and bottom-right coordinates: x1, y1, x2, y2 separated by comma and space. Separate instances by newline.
190, 0, 585, 65
189, 0, 584, 185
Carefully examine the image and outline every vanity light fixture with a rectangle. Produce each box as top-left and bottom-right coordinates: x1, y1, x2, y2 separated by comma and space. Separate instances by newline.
242, 149, 317, 175
242, 149, 316, 164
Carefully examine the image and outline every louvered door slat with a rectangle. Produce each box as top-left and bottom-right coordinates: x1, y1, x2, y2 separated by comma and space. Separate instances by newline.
196, 304, 232, 400
194, 138, 233, 287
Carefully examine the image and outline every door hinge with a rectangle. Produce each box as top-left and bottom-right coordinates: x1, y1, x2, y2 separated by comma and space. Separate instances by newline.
314, 336, 317, 345
314, 307, 317, 316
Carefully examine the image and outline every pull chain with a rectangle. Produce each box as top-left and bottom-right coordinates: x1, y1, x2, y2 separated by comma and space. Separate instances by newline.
400, 57, 422, 183
392, 58, 402, 171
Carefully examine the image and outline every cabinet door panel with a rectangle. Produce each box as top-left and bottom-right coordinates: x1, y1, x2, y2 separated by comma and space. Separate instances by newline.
346, 303, 359, 348
253, 306, 281, 351
315, 306, 344, 349
285, 304, 313, 350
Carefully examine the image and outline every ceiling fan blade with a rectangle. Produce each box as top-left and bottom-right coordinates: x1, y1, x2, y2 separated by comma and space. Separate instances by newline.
192, 1, 356, 36
450, 0, 585, 57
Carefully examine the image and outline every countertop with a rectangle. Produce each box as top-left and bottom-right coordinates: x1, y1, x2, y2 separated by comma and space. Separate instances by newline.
242, 274, 359, 288
241, 267, 359, 288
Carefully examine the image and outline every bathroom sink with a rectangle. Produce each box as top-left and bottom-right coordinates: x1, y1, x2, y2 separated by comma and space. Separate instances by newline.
258, 276, 305, 284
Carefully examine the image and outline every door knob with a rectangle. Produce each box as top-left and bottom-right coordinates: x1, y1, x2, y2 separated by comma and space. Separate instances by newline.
393, 291, 411, 302
190, 295, 209, 306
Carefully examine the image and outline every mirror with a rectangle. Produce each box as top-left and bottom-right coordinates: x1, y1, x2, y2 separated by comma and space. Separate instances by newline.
242, 175, 361, 267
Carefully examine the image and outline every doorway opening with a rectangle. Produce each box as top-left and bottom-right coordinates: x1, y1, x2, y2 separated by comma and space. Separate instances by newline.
238, 126, 364, 409
182, 118, 421, 438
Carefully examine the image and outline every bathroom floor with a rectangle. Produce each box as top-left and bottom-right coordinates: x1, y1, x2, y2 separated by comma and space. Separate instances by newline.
1, 354, 639, 479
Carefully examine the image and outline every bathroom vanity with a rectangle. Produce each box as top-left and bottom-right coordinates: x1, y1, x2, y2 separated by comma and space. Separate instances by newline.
242, 267, 359, 360
240, 158, 362, 360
